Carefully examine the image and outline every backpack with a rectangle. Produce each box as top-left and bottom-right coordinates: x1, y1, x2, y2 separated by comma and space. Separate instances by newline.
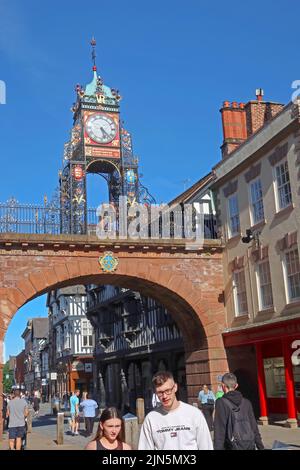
223, 397, 256, 450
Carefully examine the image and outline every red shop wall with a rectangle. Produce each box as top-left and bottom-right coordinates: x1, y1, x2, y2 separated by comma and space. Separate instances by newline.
262, 340, 300, 414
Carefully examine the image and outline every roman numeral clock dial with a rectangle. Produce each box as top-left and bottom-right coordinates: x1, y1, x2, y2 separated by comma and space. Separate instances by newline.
85, 113, 117, 144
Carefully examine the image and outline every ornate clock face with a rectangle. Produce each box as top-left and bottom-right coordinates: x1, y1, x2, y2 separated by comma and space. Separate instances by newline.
85, 114, 117, 144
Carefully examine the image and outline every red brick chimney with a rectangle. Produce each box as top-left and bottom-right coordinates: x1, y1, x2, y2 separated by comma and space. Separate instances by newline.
245, 89, 284, 136
220, 89, 284, 159
220, 101, 247, 158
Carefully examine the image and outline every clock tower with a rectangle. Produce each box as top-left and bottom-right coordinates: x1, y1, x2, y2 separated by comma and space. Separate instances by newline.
60, 38, 153, 234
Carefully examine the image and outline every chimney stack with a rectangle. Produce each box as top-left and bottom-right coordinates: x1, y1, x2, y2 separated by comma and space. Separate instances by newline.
220, 89, 284, 159
256, 88, 264, 102
220, 101, 247, 158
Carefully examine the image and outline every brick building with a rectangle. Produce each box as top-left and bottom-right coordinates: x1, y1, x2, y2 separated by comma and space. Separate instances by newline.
212, 90, 300, 427
14, 350, 25, 389
21, 318, 49, 395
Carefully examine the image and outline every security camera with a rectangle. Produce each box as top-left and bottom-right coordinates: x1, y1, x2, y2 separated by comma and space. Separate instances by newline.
241, 229, 253, 244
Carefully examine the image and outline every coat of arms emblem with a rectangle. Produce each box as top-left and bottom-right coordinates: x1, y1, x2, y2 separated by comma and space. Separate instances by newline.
99, 251, 119, 272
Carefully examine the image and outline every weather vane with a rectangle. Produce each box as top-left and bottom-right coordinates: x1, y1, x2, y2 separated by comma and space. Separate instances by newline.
91, 36, 97, 69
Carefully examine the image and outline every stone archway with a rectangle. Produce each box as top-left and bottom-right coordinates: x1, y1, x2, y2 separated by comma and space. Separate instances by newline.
0, 234, 228, 436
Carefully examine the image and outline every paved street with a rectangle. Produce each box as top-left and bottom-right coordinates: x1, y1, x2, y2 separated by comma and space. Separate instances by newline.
0, 402, 300, 450
0, 403, 99, 450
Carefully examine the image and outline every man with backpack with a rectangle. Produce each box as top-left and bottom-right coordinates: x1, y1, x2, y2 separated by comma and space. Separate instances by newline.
213, 372, 264, 450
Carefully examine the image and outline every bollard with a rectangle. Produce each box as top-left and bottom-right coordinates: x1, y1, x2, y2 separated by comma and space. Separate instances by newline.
27, 410, 32, 433
136, 398, 145, 424
57, 412, 64, 445
122, 413, 139, 450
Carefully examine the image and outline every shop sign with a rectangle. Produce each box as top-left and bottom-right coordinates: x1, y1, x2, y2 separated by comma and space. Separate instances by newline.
85, 363, 92, 372
291, 339, 300, 366
72, 361, 84, 371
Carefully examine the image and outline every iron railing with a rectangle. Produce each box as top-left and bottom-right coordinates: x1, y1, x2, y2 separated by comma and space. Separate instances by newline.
0, 201, 98, 235
0, 199, 218, 239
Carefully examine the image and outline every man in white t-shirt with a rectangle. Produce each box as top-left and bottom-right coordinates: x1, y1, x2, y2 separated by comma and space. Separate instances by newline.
138, 371, 213, 450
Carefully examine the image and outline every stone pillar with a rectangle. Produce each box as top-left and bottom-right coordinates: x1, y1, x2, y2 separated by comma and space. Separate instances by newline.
136, 398, 145, 424
255, 343, 269, 425
120, 369, 129, 414
27, 409, 32, 433
98, 371, 106, 409
282, 339, 298, 428
123, 414, 139, 450
92, 362, 97, 399
56, 412, 64, 445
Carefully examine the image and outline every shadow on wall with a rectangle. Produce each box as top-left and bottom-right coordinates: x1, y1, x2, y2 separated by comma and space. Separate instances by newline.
234, 368, 260, 418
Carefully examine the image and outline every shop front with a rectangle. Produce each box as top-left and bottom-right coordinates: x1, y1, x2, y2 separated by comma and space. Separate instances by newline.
224, 318, 300, 428
70, 359, 93, 394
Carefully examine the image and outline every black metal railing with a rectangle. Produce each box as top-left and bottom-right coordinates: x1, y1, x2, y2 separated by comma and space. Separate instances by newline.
0, 200, 98, 235
0, 199, 218, 239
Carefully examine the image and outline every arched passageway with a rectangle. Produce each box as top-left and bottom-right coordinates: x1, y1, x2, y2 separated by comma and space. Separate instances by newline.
0, 235, 227, 436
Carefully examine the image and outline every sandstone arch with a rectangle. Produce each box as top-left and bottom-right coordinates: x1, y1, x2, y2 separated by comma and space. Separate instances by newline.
0, 235, 227, 436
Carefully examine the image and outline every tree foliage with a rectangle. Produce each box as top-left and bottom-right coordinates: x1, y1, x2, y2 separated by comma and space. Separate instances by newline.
3, 361, 14, 393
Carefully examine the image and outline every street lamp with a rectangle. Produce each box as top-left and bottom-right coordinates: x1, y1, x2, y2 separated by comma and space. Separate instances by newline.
241, 229, 260, 245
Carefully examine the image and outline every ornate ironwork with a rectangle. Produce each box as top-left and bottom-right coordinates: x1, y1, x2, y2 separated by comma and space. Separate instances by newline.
58, 38, 157, 234
0, 196, 217, 238
0, 42, 218, 240
0, 197, 98, 235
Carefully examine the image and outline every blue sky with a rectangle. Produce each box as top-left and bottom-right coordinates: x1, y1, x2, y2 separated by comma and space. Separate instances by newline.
2, 0, 300, 358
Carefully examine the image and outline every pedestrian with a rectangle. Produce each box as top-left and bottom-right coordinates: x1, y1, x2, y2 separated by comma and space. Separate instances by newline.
52, 393, 60, 415
6, 389, 28, 451
85, 407, 131, 450
24, 391, 30, 404
138, 370, 213, 450
63, 391, 68, 411
215, 384, 224, 400
70, 390, 80, 436
2, 394, 8, 432
213, 372, 264, 450
198, 384, 215, 431
80, 392, 98, 436
33, 391, 40, 417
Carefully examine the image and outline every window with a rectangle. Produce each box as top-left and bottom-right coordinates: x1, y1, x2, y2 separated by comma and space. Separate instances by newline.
233, 270, 248, 316
275, 161, 292, 210
82, 319, 93, 347
294, 363, 300, 398
250, 179, 264, 224
64, 323, 71, 350
285, 248, 300, 301
263, 357, 300, 399
257, 260, 273, 310
228, 195, 240, 237
56, 327, 61, 352
264, 357, 286, 398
